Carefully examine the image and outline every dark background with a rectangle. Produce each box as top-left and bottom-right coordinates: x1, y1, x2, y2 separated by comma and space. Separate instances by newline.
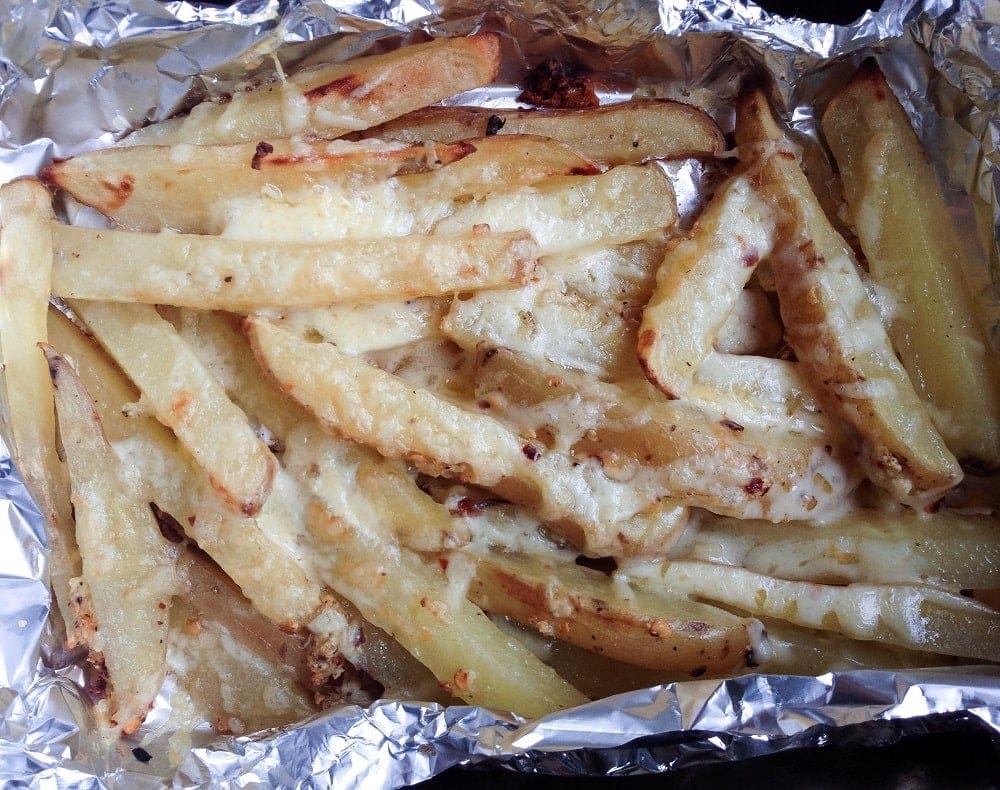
418, 0, 1000, 785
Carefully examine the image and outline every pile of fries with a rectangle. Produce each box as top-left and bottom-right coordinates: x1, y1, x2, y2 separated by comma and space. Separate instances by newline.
0, 33, 997, 743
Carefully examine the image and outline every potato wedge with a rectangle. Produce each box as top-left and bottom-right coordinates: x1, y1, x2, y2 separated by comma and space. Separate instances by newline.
736, 90, 962, 506
169, 308, 467, 554
122, 34, 501, 146
47, 308, 337, 634
464, 550, 758, 675
355, 99, 726, 164
474, 347, 858, 522
248, 318, 688, 557
0, 179, 78, 630
70, 301, 277, 515
45, 139, 474, 233
284, 424, 588, 717
638, 170, 776, 399
53, 225, 537, 310
648, 559, 1000, 662
279, 298, 449, 356
216, 164, 676, 258
822, 62, 1000, 467
689, 353, 841, 437
47, 347, 179, 736
442, 279, 641, 381
434, 165, 677, 256
678, 510, 1000, 590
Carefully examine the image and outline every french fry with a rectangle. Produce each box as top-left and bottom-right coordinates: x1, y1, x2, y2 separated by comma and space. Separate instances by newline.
70, 301, 277, 515
46, 347, 180, 736
0, 179, 78, 630
247, 318, 688, 557
284, 424, 588, 717
51, 307, 451, 705
46, 308, 327, 631
678, 510, 1000, 590
44, 139, 475, 233
278, 298, 449, 356
646, 560, 1000, 662
474, 347, 858, 522
757, 617, 944, 676
169, 308, 468, 553
542, 239, 665, 303
215, 164, 676, 258
166, 597, 317, 732
638, 170, 776, 399
822, 62, 1000, 467
53, 225, 538, 310
689, 353, 834, 437
736, 90, 962, 506
393, 134, 598, 197
355, 99, 726, 164
441, 279, 642, 380
443, 271, 781, 384
463, 550, 758, 675
436, 240, 668, 382
434, 165, 677, 255
122, 34, 502, 146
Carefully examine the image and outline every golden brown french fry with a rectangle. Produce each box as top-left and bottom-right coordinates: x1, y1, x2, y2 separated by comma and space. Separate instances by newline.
441, 240, 667, 382
70, 301, 277, 515
543, 239, 665, 303
53, 225, 537, 310
393, 134, 599, 197
441, 279, 640, 380
247, 318, 688, 557
122, 34, 502, 146
689, 353, 833, 437
678, 510, 1000, 590
443, 271, 781, 385
216, 164, 675, 258
822, 63, 1000, 467
46, 307, 340, 636
44, 139, 474, 233
0, 179, 78, 631
736, 90, 962, 506
474, 347, 858, 522
464, 550, 758, 675
169, 308, 468, 553
434, 165, 677, 255
279, 298, 449, 356
355, 99, 726, 164
638, 171, 776, 399
284, 424, 588, 717
47, 347, 180, 736
645, 560, 1000, 662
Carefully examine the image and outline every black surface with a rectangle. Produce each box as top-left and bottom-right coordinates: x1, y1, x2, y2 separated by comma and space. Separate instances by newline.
759, 0, 879, 24
417, 715, 1000, 789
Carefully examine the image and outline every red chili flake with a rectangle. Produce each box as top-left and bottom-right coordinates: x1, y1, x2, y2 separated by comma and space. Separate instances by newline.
522, 444, 541, 461
720, 419, 745, 432
438, 557, 449, 571
743, 477, 769, 495
449, 497, 502, 517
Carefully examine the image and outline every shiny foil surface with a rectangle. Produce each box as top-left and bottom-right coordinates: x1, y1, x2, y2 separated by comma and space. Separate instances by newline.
1, 0, 998, 786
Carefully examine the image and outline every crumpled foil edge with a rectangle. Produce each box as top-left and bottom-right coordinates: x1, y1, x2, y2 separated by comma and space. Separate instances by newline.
1, 0, 998, 786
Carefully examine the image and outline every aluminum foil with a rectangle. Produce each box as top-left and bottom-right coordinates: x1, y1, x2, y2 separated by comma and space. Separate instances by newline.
1, 0, 999, 785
